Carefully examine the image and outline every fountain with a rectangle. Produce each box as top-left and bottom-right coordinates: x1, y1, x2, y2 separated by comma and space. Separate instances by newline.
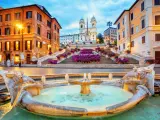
0, 64, 155, 118
69, 78, 102, 95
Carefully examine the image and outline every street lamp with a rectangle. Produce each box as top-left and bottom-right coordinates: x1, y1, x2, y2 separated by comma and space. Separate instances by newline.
97, 39, 99, 44
16, 23, 24, 67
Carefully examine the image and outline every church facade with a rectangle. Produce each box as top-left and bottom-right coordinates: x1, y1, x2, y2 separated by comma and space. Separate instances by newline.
60, 16, 97, 44
79, 16, 97, 42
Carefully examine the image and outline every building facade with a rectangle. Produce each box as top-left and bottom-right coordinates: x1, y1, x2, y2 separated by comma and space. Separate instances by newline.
104, 27, 117, 44
0, 4, 61, 64
60, 34, 79, 44
114, 0, 160, 63
79, 16, 97, 42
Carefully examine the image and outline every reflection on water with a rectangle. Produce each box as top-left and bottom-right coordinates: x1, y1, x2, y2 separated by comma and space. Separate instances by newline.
0, 67, 131, 76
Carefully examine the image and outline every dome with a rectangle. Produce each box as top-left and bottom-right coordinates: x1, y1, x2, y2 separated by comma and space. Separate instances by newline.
91, 16, 96, 22
80, 18, 85, 23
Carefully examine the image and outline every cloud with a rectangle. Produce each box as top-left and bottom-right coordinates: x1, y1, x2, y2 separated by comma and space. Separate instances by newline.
65, 21, 79, 30
1, 0, 136, 35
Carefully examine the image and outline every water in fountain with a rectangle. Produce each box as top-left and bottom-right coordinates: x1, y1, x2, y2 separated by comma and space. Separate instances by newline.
33, 85, 133, 112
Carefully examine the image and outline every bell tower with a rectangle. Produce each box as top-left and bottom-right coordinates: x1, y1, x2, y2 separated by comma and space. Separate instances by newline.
91, 16, 97, 28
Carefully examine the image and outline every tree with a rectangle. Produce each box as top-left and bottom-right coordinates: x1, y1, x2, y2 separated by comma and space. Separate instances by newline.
97, 33, 104, 44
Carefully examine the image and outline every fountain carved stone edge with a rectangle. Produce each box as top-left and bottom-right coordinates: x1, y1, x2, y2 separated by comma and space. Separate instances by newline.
0, 64, 155, 117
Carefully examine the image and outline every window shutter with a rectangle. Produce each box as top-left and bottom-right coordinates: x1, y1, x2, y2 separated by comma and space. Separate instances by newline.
30, 40, 32, 50
25, 41, 27, 50
14, 41, 16, 51
40, 42, 42, 48
18, 41, 20, 50
5, 42, 6, 51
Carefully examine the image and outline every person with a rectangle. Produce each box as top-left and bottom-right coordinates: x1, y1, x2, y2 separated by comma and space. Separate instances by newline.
6, 59, 11, 67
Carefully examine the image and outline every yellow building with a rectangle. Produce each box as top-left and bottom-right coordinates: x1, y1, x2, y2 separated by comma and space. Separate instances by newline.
114, 0, 160, 63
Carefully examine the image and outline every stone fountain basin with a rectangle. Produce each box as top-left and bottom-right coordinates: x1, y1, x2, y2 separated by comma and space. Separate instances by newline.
20, 82, 148, 117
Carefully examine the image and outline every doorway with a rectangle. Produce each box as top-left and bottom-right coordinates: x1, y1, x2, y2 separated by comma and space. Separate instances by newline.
155, 51, 160, 64
26, 54, 31, 64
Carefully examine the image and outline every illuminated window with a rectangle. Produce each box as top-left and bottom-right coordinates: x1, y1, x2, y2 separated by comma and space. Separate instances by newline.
48, 45, 51, 50
14, 41, 20, 51
25, 41, 32, 50
14, 55, 20, 63
6, 42, 10, 51
27, 41, 31, 50
38, 41, 40, 48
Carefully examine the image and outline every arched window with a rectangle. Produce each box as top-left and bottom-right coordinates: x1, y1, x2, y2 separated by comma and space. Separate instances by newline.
81, 25, 83, 28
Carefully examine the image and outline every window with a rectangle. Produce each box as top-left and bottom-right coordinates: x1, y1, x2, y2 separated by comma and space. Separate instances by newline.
36, 41, 42, 48
57, 28, 59, 33
155, 0, 160, 5
26, 11, 32, 19
141, 1, 145, 11
37, 13, 42, 21
5, 28, 10, 35
47, 32, 51, 39
118, 23, 120, 29
14, 41, 20, 51
14, 28, 20, 34
37, 26, 41, 35
131, 13, 134, 20
131, 41, 134, 47
123, 43, 125, 49
131, 27, 134, 35
155, 15, 160, 25
119, 34, 120, 40
123, 18, 124, 25
54, 24, 57, 30
136, 26, 139, 33
0, 28, 1, 35
5, 42, 10, 51
15, 13, 21, 20
142, 36, 145, 44
0, 15, 2, 22
141, 19, 145, 29
47, 20, 51, 28
27, 26, 31, 33
5, 14, 11, 21
0, 42, 2, 51
155, 34, 160, 41
119, 46, 120, 50
123, 30, 125, 38
25, 40, 32, 50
